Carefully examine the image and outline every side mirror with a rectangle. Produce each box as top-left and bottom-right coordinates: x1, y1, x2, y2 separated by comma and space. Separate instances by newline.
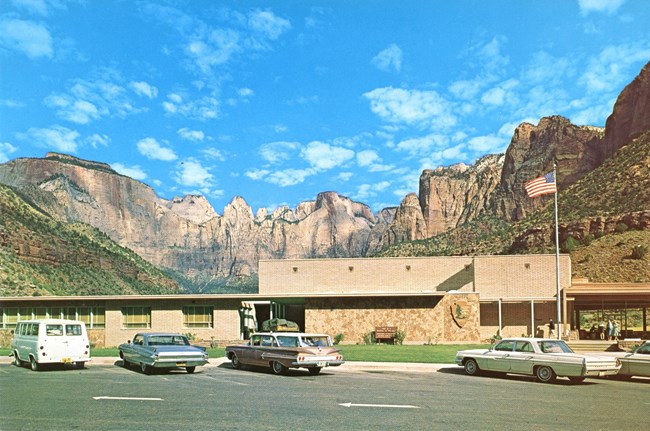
10, 330, 14, 335
127, 340, 131, 344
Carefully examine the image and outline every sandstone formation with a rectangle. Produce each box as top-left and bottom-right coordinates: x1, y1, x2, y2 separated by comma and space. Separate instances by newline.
600, 61, 650, 162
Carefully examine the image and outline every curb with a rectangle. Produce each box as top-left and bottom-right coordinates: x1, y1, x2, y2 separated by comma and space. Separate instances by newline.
1, 355, 456, 372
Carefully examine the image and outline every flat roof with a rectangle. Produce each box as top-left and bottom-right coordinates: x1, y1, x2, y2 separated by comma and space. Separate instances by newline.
0, 291, 452, 303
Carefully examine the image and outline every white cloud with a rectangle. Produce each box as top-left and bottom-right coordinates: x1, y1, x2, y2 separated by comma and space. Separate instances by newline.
355, 181, 391, 199
201, 147, 226, 161
0, 18, 53, 58
136, 137, 177, 161
418, 143, 468, 169
177, 127, 205, 141
21, 125, 80, 152
578, 0, 626, 15
579, 43, 650, 94
130, 81, 158, 99
301, 141, 355, 170
481, 79, 519, 107
337, 172, 353, 182
111, 163, 147, 181
448, 79, 482, 100
248, 10, 291, 40
186, 29, 241, 73
245, 169, 270, 180
467, 135, 508, 154
11, 0, 66, 16
372, 44, 402, 73
356, 150, 379, 167
85, 133, 110, 148
259, 141, 300, 164
364, 87, 456, 129
44, 77, 142, 124
266, 168, 315, 186
0, 142, 18, 163
162, 92, 219, 120
395, 133, 449, 157
174, 158, 214, 188
239, 87, 254, 97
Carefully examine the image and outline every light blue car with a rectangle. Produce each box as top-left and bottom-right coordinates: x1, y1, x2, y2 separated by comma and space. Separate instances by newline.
119, 332, 208, 374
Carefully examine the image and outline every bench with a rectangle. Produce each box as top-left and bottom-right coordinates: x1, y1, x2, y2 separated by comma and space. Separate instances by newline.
375, 326, 397, 344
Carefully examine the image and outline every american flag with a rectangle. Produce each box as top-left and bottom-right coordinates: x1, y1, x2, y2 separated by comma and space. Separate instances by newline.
524, 171, 556, 198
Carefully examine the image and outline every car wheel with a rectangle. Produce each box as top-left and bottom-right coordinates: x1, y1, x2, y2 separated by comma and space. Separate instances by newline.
230, 354, 241, 369
140, 362, 151, 375
271, 361, 287, 375
30, 357, 39, 372
186, 366, 196, 374
535, 365, 556, 383
463, 359, 480, 376
568, 376, 586, 384
13, 352, 22, 367
308, 367, 322, 376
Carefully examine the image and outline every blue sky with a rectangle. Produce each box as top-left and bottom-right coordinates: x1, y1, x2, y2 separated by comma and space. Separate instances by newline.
1, 0, 649, 215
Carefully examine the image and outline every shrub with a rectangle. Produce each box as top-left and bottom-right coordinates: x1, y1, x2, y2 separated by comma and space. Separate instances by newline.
333, 333, 345, 345
582, 234, 594, 246
362, 331, 375, 345
394, 329, 406, 345
562, 236, 580, 253
615, 222, 628, 233
631, 244, 647, 260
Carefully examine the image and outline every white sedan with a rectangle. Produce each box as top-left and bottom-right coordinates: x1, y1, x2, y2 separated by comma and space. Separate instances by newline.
455, 337, 621, 384
616, 340, 650, 379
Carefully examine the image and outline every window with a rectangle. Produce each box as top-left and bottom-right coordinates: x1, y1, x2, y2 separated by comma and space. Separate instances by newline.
515, 341, 533, 352
0, 306, 105, 329
122, 307, 151, 329
494, 340, 515, 351
183, 306, 213, 328
66, 324, 82, 336
46, 325, 63, 336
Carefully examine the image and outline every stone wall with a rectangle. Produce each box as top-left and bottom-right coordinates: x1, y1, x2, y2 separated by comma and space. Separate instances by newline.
304, 293, 480, 344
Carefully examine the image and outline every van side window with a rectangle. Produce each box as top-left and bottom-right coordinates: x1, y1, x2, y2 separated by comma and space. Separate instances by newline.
29, 324, 38, 336
16, 323, 23, 335
66, 325, 82, 336
46, 325, 63, 336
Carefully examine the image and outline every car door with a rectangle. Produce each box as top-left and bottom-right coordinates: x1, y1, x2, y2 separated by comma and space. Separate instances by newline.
627, 344, 650, 377
485, 340, 515, 372
508, 340, 535, 374
125, 334, 145, 363
252, 335, 275, 366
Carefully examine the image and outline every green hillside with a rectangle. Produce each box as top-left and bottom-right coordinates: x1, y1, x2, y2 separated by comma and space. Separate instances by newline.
0, 184, 181, 296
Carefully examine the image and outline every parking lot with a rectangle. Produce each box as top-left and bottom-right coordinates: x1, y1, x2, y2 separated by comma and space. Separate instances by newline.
1, 359, 648, 431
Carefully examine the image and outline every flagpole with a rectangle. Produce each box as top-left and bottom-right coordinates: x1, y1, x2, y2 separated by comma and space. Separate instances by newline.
553, 163, 561, 340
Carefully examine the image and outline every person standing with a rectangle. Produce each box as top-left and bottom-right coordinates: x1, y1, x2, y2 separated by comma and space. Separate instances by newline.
613, 320, 620, 341
549, 319, 556, 337
598, 321, 606, 340
607, 319, 613, 341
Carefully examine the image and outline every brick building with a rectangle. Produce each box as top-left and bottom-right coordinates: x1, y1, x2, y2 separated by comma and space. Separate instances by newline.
2, 254, 648, 347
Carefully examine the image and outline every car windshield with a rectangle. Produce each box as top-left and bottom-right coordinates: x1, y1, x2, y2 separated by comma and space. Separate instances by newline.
300, 336, 331, 347
276, 336, 300, 347
539, 340, 573, 353
148, 335, 189, 346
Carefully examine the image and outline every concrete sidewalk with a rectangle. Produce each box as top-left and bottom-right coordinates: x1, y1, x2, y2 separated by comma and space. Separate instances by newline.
1, 354, 456, 372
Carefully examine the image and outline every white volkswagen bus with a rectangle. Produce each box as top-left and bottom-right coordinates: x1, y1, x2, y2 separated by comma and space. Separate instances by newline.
10, 319, 92, 371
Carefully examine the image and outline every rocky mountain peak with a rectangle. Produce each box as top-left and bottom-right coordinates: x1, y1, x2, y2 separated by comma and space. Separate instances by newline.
167, 195, 218, 224
600, 60, 650, 162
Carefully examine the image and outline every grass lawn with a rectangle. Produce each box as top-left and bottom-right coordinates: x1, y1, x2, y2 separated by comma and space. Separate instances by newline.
1, 344, 487, 364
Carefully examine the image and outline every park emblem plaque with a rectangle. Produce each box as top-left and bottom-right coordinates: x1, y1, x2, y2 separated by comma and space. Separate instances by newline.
451, 300, 470, 328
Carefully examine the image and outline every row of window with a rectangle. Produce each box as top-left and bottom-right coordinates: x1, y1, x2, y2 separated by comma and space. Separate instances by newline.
0, 306, 214, 329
